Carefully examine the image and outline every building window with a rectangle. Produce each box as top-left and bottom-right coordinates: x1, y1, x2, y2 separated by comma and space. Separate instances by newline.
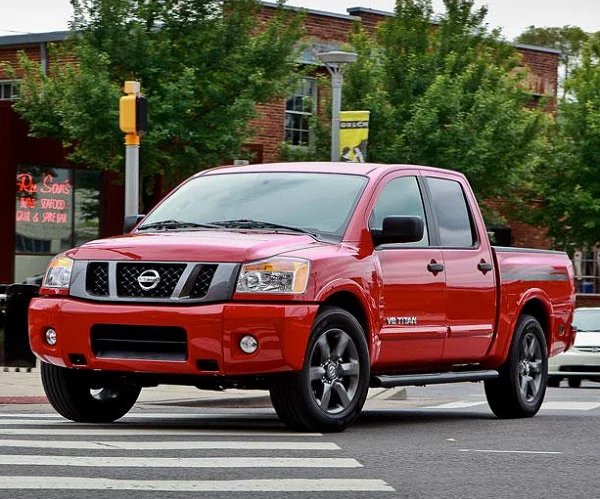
0, 80, 20, 100
14, 166, 102, 282
285, 78, 317, 146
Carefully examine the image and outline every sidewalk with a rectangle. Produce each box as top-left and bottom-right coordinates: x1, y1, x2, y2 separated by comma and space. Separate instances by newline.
0, 367, 407, 407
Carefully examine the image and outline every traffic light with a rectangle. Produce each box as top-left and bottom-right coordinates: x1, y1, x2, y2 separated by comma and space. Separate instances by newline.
119, 81, 148, 135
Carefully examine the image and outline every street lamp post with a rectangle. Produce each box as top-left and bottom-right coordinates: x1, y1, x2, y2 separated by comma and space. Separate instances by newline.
317, 50, 358, 162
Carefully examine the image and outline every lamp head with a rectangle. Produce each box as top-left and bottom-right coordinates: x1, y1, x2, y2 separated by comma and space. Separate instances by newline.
317, 51, 358, 66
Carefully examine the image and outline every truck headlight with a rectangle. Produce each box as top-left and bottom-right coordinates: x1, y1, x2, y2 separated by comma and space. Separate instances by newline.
236, 257, 310, 294
41, 255, 74, 295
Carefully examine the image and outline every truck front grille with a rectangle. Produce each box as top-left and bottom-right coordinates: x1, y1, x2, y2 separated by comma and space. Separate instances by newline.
76, 260, 234, 303
87, 262, 109, 296
91, 324, 187, 361
191, 265, 218, 299
117, 263, 186, 298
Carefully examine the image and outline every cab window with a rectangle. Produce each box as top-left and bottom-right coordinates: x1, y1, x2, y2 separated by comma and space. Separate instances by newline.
369, 176, 429, 246
426, 177, 476, 247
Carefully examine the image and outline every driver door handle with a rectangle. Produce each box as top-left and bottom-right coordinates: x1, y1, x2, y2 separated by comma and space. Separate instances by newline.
478, 261, 493, 273
427, 262, 444, 274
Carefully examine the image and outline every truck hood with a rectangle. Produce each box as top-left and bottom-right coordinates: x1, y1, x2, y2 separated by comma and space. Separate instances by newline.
69, 230, 324, 263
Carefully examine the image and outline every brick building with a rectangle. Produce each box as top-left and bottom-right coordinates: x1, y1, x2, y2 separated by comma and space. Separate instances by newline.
0, 2, 560, 284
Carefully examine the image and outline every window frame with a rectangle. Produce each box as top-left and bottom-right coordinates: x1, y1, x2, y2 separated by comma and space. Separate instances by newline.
284, 76, 317, 147
0, 80, 20, 101
422, 175, 479, 249
14, 166, 103, 257
367, 173, 433, 249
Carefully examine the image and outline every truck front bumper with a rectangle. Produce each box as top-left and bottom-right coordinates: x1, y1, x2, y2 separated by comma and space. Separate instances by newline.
29, 298, 319, 376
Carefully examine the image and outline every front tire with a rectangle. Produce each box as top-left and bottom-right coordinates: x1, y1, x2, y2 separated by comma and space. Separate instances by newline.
484, 314, 548, 419
270, 307, 370, 432
41, 362, 141, 422
568, 377, 582, 388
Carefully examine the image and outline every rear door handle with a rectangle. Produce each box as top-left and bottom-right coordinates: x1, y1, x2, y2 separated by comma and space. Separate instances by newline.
427, 262, 444, 273
478, 261, 493, 273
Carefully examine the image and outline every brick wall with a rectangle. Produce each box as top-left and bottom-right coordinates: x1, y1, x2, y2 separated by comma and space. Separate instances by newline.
515, 45, 560, 112
250, 102, 286, 163
0, 47, 41, 79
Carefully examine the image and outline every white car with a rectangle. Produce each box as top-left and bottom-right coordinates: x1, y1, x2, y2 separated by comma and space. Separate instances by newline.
548, 307, 600, 388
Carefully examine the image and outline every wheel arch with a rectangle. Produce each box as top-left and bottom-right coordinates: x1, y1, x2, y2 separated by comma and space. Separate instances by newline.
519, 298, 551, 353
320, 290, 371, 341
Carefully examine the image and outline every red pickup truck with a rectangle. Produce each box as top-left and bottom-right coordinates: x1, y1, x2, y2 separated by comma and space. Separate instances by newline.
29, 162, 575, 432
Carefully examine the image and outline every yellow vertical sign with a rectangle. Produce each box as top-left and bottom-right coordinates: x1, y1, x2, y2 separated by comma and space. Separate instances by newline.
339, 111, 370, 162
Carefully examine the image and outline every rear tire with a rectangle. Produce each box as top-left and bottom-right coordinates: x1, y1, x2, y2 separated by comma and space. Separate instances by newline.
41, 362, 141, 422
547, 377, 560, 388
270, 306, 370, 432
568, 377, 582, 388
484, 314, 548, 419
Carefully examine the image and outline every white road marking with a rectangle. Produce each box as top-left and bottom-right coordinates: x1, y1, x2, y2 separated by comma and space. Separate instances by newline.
540, 401, 600, 411
425, 401, 488, 409
459, 449, 562, 455
0, 455, 362, 468
0, 412, 269, 419
0, 428, 319, 437
425, 400, 600, 411
0, 439, 339, 450
0, 477, 393, 491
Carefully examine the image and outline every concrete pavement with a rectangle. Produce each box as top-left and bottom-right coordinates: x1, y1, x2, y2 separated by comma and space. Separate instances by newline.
0, 366, 407, 407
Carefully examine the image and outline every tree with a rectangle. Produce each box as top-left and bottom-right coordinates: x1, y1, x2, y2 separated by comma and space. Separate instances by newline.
533, 34, 600, 249
5, 0, 303, 192
515, 25, 590, 98
339, 0, 550, 209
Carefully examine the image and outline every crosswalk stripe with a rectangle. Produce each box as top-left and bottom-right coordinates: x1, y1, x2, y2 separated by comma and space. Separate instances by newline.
0, 412, 272, 420
0, 476, 393, 491
0, 439, 339, 450
424, 400, 600, 411
540, 401, 600, 411
0, 418, 292, 427
0, 428, 317, 437
425, 401, 488, 409
0, 455, 362, 468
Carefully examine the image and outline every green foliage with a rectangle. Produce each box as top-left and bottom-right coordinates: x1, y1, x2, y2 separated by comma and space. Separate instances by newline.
338, 0, 550, 208
4, 0, 304, 185
534, 38, 600, 248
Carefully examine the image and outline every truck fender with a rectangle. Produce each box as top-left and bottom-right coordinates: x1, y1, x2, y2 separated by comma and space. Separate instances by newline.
485, 288, 554, 368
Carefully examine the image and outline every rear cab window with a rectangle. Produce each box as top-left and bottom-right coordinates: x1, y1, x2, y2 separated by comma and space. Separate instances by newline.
425, 177, 477, 248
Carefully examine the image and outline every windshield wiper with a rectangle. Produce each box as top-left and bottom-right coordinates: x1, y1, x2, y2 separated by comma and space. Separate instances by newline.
136, 219, 220, 231
210, 219, 318, 237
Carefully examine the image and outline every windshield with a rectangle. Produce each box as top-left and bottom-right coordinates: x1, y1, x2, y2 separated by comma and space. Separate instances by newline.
573, 309, 600, 332
138, 172, 369, 242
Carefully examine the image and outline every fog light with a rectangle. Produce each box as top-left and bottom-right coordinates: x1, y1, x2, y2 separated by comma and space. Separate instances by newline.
45, 328, 57, 346
239, 335, 258, 354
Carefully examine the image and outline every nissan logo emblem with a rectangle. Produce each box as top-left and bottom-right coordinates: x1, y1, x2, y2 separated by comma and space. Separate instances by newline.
137, 269, 161, 291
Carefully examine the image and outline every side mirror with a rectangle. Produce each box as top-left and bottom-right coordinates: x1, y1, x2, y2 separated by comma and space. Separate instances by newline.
372, 216, 424, 246
123, 214, 145, 234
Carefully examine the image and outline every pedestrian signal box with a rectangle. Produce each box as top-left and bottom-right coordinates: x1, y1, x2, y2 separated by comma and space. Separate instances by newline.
119, 82, 148, 135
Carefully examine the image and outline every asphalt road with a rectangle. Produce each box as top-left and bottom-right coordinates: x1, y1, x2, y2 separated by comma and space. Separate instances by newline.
1, 381, 599, 499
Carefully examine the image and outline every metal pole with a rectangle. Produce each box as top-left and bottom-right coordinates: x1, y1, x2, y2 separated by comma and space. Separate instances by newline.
330, 70, 343, 162
124, 134, 140, 217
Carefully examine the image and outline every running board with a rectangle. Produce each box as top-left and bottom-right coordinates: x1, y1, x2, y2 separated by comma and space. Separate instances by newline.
371, 370, 499, 388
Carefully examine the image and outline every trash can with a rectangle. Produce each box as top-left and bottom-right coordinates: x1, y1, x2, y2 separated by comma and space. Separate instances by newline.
0, 284, 7, 366
0, 283, 39, 368
582, 281, 594, 294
